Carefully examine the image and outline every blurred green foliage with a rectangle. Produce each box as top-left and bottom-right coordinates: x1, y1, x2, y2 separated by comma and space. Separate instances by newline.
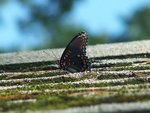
125, 6, 150, 41
114, 6, 150, 42
0, 1, 150, 53
0, 0, 109, 52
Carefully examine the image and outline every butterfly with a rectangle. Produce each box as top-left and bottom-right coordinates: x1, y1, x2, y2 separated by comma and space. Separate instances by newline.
59, 31, 91, 73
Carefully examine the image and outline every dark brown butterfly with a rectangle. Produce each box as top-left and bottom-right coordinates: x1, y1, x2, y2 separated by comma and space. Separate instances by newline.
59, 31, 91, 73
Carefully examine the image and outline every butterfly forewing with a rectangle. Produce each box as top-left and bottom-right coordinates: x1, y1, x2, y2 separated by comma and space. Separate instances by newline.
60, 31, 90, 73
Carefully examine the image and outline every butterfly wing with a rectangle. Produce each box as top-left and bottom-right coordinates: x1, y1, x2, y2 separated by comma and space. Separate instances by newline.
60, 31, 90, 73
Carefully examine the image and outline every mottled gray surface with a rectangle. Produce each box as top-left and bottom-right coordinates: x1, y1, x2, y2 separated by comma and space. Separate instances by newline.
0, 40, 150, 65
27, 101, 150, 113
0, 48, 63, 65
88, 40, 150, 58
0, 40, 150, 113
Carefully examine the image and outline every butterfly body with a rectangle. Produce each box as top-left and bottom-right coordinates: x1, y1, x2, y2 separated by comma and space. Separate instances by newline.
59, 31, 90, 73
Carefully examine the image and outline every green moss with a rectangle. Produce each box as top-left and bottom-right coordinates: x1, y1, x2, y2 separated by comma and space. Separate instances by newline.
0, 53, 150, 112
111, 65, 150, 71
0, 75, 77, 86
0, 80, 150, 112
1, 92, 150, 112
4, 71, 66, 80
0, 61, 57, 72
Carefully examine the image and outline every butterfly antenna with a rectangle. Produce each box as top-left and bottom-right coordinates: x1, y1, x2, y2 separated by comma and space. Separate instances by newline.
43, 50, 59, 66
51, 50, 59, 65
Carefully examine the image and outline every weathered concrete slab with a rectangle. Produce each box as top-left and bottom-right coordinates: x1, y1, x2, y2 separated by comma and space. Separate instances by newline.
36, 101, 150, 113
0, 40, 150, 65
88, 40, 150, 58
0, 40, 150, 113
0, 49, 62, 65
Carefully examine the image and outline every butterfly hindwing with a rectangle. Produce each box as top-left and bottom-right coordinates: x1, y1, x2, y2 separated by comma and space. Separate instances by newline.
60, 31, 90, 73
